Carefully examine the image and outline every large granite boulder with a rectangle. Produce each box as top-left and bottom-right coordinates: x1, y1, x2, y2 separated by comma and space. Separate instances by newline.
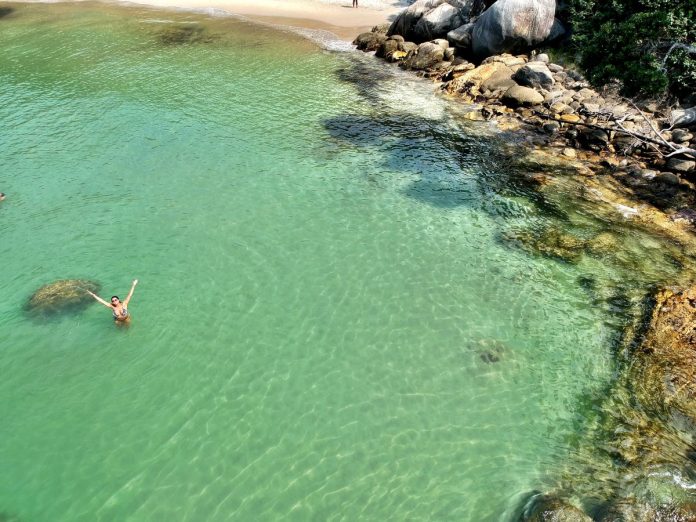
471, 0, 556, 58
447, 22, 475, 52
512, 61, 554, 89
630, 287, 696, 432
389, 0, 476, 43
413, 3, 464, 41
402, 41, 445, 70
388, 0, 447, 41
25, 279, 101, 317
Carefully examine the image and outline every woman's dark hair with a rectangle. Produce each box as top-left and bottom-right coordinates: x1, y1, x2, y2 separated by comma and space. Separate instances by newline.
111, 296, 119, 301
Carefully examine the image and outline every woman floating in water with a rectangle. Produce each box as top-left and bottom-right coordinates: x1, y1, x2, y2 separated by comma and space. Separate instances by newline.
87, 279, 138, 323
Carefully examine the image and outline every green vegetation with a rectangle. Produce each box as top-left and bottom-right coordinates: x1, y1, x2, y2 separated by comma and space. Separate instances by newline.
566, 0, 695, 101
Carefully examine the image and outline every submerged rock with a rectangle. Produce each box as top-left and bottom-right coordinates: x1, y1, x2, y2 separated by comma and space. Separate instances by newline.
25, 279, 100, 317
471, 338, 506, 363
502, 225, 586, 263
519, 493, 591, 522
157, 24, 215, 45
630, 286, 696, 433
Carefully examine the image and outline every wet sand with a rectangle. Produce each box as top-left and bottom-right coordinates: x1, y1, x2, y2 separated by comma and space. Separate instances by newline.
125, 0, 400, 39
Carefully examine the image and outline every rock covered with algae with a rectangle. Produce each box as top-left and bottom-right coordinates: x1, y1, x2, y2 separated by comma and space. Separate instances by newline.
501, 225, 586, 263
519, 493, 591, 522
630, 286, 696, 432
25, 279, 100, 317
156, 24, 216, 46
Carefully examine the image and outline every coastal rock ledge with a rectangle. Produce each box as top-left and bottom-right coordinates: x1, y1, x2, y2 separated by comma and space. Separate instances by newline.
631, 286, 696, 432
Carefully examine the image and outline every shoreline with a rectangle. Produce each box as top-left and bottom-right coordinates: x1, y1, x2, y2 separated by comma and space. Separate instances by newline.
121, 0, 400, 40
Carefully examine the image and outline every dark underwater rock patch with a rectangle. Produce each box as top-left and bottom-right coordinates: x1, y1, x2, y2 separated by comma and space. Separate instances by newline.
156, 24, 216, 45
0, 7, 14, 19
470, 338, 506, 363
501, 224, 586, 263
25, 279, 100, 317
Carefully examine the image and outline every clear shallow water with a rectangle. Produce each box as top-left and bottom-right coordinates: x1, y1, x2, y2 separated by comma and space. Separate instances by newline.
0, 3, 622, 520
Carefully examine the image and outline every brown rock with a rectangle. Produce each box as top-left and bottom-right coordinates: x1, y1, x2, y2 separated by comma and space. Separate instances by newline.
630, 287, 696, 433
667, 158, 696, 173
445, 61, 513, 96
502, 85, 544, 107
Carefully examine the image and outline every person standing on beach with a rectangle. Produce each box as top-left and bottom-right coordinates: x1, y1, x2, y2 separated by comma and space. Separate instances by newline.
353, 0, 358, 7
86, 279, 138, 324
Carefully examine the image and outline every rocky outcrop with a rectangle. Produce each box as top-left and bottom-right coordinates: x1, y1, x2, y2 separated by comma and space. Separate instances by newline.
471, 0, 556, 58
402, 41, 446, 70
25, 279, 101, 317
630, 287, 696, 432
502, 225, 586, 262
388, 0, 558, 55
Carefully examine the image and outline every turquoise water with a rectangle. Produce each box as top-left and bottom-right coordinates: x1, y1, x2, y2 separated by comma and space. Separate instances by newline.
0, 3, 622, 520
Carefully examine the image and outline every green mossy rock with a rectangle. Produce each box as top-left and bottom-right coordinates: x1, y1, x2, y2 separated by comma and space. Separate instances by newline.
25, 279, 100, 317
503, 225, 586, 263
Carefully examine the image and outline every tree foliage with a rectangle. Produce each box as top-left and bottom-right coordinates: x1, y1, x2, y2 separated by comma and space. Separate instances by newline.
566, 0, 695, 101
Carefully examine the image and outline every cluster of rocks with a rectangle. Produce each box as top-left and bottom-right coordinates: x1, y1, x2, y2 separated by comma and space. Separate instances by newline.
381, 0, 562, 59
517, 286, 696, 521
354, 2, 696, 184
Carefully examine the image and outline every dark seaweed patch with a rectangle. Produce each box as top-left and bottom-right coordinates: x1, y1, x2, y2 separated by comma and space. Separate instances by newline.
0, 7, 15, 19
157, 24, 216, 46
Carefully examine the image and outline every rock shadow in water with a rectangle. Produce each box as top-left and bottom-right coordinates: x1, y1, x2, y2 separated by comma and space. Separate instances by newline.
322, 112, 488, 209
156, 24, 217, 46
334, 61, 396, 106
0, 7, 14, 19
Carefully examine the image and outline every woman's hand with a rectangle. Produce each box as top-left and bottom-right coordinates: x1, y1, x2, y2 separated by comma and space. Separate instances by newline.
132, 279, 139, 286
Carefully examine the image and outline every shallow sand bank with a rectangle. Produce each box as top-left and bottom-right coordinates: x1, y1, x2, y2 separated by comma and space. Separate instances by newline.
124, 0, 400, 40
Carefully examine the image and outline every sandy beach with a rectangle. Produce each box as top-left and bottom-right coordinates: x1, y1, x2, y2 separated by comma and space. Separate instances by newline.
126, 0, 401, 40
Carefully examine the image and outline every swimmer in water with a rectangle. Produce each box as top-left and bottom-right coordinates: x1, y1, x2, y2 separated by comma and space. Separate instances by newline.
87, 279, 138, 323
0, 193, 5, 201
